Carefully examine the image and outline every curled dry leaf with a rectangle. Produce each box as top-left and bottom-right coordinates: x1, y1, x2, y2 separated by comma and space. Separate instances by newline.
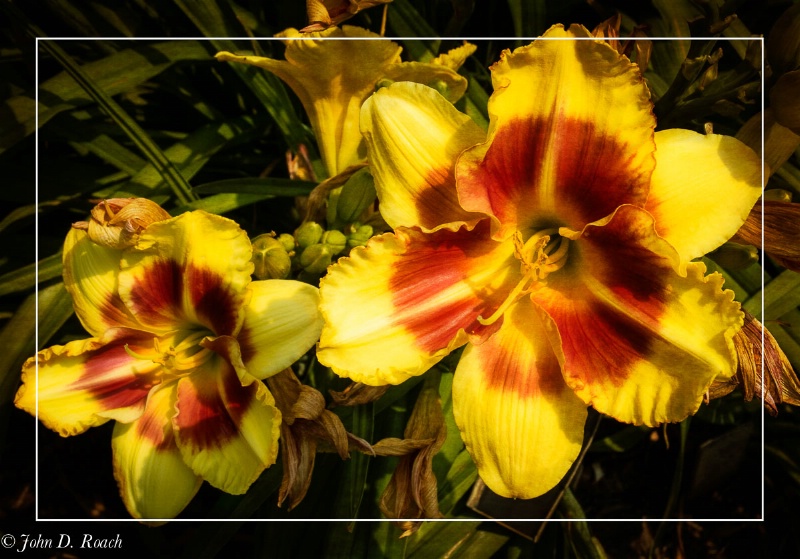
266, 368, 372, 510
72, 198, 170, 250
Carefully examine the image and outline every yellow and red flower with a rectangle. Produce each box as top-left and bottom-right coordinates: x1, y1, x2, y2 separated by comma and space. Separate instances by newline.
317, 25, 763, 499
16, 209, 323, 519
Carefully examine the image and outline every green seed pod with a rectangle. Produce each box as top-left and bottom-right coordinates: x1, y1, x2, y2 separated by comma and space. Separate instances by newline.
336, 167, 377, 225
295, 221, 324, 249
251, 234, 292, 280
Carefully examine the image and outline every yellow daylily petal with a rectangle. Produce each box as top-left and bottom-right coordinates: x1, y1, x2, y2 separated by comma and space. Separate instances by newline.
432, 42, 478, 70
318, 225, 517, 385
361, 82, 486, 231
112, 384, 201, 520
453, 297, 587, 499
645, 129, 762, 267
457, 24, 655, 239
217, 27, 401, 176
118, 211, 253, 336
63, 227, 140, 337
173, 353, 280, 494
531, 206, 742, 426
237, 279, 323, 380
15, 328, 164, 436
383, 62, 468, 103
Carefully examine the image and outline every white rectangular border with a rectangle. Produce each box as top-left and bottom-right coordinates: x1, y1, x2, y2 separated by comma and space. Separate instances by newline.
35, 34, 767, 524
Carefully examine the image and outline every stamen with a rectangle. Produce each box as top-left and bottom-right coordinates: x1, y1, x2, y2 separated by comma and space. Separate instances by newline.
477, 228, 570, 325
124, 343, 153, 360
476, 272, 535, 326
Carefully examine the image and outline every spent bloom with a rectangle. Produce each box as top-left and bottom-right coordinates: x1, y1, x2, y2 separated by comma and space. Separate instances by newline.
317, 25, 762, 498
16, 208, 323, 519
216, 26, 474, 178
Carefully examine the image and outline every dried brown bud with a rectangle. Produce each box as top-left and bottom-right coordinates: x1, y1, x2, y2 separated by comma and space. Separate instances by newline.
72, 198, 170, 250
301, 0, 393, 33
711, 311, 800, 415
374, 372, 447, 536
329, 382, 390, 407
266, 369, 372, 510
731, 200, 800, 272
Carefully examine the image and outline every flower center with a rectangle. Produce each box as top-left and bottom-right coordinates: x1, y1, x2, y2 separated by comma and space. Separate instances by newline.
477, 228, 570, 326
124, 330, 215, 380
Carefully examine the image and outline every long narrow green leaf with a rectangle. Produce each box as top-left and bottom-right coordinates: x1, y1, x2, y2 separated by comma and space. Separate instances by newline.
387, 0, 440, 62
406, 519, 482, 558
94, 115, 264, 199
38, 40, 196, 204
193, 177, 316, 196
744, 269, 800, 320
1, 40, 209, 152
0, 252, 62, 297
0, 282, 73, 418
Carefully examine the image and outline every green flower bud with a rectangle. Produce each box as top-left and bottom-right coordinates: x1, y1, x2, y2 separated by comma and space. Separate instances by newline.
295, 221, 324, 249
336, 167, 377, 225
347, 224, 374, 249
278, 233, 296, 253
709, 242, 759, 270
326, 188, 341, 227
321, 230, 348, 255
299, 243, 333, 275
251, 234, 292, 280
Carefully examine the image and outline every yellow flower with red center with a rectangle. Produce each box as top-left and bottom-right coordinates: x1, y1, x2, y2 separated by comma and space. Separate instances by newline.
316, 25, 763, 498
16, 210, 323, 519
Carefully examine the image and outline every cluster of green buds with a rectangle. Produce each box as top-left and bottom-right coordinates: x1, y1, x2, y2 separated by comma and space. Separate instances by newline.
293, 221, 373, 279
251, 221, 374, 282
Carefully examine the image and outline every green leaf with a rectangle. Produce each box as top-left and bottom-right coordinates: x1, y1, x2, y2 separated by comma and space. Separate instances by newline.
437, 449, 478, 515
743, 269, 800, 321
192, 178, 316, 196
0, 282, 73, 414
177, 465, 283, 559
1, 41, 210, 153
387, 0, 440, 62
0, 252, 62, 297
39, 39, 197, 204
94, 115, 265, 199
406, 519, 482, 558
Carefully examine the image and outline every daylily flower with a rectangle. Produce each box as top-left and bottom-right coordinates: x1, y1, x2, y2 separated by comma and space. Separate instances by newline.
16, 209, 323, 519
317, 25, 763, 499
216, 26, 473, 178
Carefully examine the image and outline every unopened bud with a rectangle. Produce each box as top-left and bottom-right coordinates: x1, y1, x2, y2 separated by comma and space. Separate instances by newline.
347, 224, 374, 249
321, 230, 347, 255
278, 233, 297, 253
708, 242, 759, 269
251, 234, 292, 279
336, 167, 376, 225
295, 221, 324, 249
299, 243, 333, 275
